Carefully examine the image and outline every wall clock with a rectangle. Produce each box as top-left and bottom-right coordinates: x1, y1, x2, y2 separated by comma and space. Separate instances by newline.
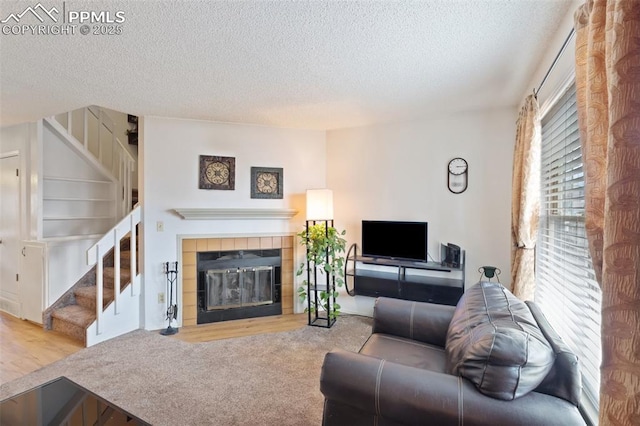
199, 155, 235, 190
251, 167, 283, 199
447, 157, 468, 194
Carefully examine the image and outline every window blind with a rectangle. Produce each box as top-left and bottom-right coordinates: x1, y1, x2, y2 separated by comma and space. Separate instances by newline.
535, 82, 602, 410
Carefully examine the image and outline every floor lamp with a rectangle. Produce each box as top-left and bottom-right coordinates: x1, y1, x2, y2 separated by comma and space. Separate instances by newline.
305, 189, 336, 328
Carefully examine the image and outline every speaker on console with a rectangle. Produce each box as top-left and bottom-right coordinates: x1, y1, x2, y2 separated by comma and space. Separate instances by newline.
441, 243, 461, 268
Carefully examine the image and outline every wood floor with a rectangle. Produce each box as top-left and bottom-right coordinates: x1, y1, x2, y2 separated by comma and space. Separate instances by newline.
0, 311, 83, 385
173, 313, 307, 343
0, 311, 307, 385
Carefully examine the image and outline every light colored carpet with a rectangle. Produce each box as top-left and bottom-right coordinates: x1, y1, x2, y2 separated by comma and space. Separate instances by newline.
0, 315, 373, 425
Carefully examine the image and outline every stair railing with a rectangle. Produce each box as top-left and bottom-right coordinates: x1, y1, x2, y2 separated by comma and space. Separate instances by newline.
54, 105, 136, 221
86, 205, 141, 335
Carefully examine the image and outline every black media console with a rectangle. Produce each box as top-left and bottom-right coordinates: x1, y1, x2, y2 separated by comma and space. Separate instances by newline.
345, 246, 465, 306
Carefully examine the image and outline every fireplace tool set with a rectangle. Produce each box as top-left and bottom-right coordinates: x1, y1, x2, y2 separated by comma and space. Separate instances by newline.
160, 261, 179, 335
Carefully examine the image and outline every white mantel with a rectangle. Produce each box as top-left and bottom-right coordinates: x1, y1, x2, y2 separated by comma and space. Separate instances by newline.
174, 208, 299, 220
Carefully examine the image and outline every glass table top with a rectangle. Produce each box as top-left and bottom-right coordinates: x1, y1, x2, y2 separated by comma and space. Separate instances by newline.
1, 376, 150, 425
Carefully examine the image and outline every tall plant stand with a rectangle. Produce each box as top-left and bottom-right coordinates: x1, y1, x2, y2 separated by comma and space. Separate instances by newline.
160, 261, 179, 336
306, 219, 337, 328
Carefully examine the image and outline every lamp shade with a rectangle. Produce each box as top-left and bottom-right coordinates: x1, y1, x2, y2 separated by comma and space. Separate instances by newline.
306, 189, 333, 220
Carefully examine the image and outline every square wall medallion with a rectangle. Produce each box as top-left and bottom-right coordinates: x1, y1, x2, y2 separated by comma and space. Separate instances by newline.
251, 167, 283, 199
199, 155, 235, 190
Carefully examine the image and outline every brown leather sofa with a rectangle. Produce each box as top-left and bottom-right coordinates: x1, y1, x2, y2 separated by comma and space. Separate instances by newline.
320, 282, 587, 425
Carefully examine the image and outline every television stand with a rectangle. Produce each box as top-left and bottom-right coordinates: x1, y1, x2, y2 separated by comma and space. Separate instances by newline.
345, 245, 465, 306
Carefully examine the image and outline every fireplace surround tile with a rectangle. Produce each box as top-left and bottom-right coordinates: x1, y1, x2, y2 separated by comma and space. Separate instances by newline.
234, 238, 248, 249
183, 278, 196, 294
183, 266, 196, 280
183, 239, 197, 252
196, 239, 208, 252
221, 238, 235, 250
183, 303, 197, 324
260, 237, 273, 249
183, 252, 196, 267
207, 238, 221, 251
248, 237, 260, 249
282, 248, 293, 261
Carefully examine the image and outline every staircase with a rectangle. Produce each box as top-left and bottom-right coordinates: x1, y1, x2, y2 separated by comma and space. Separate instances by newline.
38, 105, 141, 347
50, 235, 137, 345
46, 205, 141, 347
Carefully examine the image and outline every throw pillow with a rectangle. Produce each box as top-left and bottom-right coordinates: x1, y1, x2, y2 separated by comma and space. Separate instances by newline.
445, 281, 555, 400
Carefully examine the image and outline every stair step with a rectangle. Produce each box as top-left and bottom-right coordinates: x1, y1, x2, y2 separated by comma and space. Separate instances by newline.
119, 251, 138, 269
119, 232, 139, 252
51, 304, 95, 327
51, 305, 95, 344
75, 286, 114, 310
103, 267, 131, 288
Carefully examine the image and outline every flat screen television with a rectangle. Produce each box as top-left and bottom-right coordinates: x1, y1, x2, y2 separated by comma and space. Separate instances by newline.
361, 220, 428, 263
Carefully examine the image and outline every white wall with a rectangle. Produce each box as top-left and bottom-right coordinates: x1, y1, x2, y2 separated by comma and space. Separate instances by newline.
0, 123, 27, 152
327, 108, 516, 316
141, 116, 327, 330
46, 239, 98, 305
42, 122, 108, 182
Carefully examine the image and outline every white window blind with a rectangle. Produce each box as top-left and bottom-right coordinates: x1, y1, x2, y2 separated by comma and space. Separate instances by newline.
535, 82, 602, 410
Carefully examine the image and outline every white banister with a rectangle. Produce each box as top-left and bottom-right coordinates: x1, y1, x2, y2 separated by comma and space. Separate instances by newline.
122, 160, 127, 217
111, 131, 116, 175
95, 244, 103, 335
114, 227, 121, 315
87, 205, 141, 337
97, 109, 103, 164
83, 108, 88, 149
130, 212, 137, 296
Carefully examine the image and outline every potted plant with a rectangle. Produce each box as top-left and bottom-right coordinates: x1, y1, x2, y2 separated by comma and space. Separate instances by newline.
296, 222, 347, 321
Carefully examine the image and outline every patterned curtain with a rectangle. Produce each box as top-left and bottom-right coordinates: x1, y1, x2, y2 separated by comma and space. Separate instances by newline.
574, 1, 640, 424
511, 94, 541, 301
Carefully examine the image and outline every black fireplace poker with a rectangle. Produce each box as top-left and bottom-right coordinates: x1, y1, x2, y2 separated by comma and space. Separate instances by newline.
160, 261, 179, 336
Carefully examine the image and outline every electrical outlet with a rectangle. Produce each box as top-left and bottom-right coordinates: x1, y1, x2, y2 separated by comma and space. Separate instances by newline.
158, 292, 165, 304
156, 221, 164, 232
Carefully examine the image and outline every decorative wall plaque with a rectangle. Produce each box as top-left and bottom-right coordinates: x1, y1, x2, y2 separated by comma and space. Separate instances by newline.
199, 155, 235, 190
251, 167, 283, 199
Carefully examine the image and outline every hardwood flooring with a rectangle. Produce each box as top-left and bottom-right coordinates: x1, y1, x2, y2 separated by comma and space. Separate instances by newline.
172, 313, 307, 343
0, 311, 83, 385
0, 311, 307, 385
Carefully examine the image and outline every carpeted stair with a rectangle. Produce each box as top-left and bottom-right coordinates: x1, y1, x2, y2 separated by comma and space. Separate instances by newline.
50, 235, 137, 346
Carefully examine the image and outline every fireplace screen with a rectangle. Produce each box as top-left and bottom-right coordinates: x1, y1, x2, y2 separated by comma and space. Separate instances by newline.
206, 266, 274, 310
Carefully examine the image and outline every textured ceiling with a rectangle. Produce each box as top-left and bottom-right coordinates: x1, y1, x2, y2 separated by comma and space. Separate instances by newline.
0, 0, 574, 130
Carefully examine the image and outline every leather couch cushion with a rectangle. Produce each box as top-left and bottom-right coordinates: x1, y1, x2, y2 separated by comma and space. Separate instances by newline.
445, 281, 555, 400
360, 334, 448, 373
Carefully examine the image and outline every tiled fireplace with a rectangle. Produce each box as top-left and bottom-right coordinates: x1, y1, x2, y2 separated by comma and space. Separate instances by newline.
181, 236, 294, 327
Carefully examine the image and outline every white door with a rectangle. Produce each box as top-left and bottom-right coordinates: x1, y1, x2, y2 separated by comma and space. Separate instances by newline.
0, 154, 21, 316
20, 243, 45, 324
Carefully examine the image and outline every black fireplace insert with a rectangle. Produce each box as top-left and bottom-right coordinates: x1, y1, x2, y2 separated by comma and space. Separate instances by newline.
197, 249, 282, 324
